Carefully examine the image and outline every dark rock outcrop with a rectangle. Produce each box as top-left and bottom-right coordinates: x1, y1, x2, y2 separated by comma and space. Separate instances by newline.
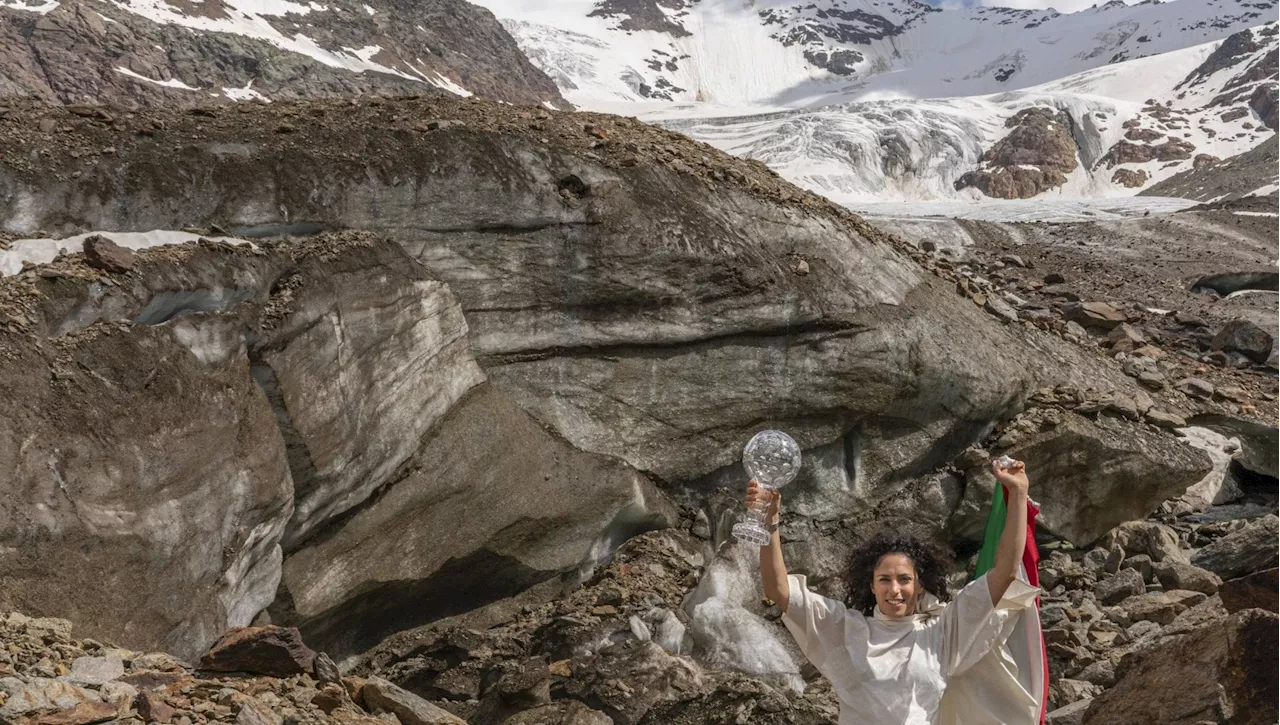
956, 107, 1079, 199
1082, 609, 1278, 725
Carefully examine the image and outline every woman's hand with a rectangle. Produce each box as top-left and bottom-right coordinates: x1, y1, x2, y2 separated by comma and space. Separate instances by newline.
745, 479, 781, 524
992, 458, 1029, 498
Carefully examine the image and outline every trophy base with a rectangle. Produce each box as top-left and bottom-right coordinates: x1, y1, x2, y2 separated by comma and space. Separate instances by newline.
732, 521, 772, 547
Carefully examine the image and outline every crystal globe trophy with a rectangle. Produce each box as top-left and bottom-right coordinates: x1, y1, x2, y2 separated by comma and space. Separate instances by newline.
733, 430, 802, 547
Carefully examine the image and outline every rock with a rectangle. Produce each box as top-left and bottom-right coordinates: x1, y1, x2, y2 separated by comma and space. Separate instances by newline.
1100, 521, 1188, 563
1111, 168, 1148, 187
134, 691, 177, 723
1120, 554, 1153, 583
1117, 592, 1187, 625
1164, 589, 1208, 609
29, 701, 118, 725
1000, 254, 1027, 268
955, 107, 1079, 198
313, 652, 342, 685
1047, 698, 1092, 725
1106, 323, 1146, 352
557, 642, 704, 724
1044, 272, 1067, 284
1000, 413, 1211, 546
1176, 377, 1214, 399
62, 654, 125, 687
1211, 319, 1274, 364
499, 701, 614, 725
1063, 301, 1128, 330
1152, 562, 1221, 595
81, 235, 135, 273
1184, 414, 1279, 479
1190, 514, 1279, 580
234, 699, 282, 725
1145, 410, 1185, 429
984, 295, 1020, 323
1219, 568, 1279, 613
1054, 678, 1102, 705
0, 678, 103, 721
1082, 609, 1277, 725
1097, 569, 1146, 606
1075, 660, 1116, 687
199, 626, 317, 677
362, 677, 467, 725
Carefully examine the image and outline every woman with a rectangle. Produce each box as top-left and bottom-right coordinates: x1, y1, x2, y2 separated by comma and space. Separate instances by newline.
745, 459, 1039, 725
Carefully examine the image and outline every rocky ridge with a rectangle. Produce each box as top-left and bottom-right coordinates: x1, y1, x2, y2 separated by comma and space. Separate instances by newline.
0, 0, 567, 109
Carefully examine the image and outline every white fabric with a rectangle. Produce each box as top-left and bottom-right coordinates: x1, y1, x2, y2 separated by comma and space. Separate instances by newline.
781, 573, 1040, 725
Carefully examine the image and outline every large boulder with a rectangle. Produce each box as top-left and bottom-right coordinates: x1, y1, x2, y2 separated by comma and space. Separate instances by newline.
1219, 568, 1278, 613
1082, 609, 1278, 725
1191, 514, 1279, 580
968, 413, 1212, 546
1211, 319, 1275, 365
0, 249, 294, 659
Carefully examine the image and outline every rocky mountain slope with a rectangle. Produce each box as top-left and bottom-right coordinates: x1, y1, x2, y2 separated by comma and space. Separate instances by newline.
1142, 134, 1279, 200
483, 0, 1279, 202
0, 92, 1275, 725
0, 0, 567, 108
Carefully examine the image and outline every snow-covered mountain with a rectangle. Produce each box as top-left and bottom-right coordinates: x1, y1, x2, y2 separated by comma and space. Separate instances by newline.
478, 0, 1278, 202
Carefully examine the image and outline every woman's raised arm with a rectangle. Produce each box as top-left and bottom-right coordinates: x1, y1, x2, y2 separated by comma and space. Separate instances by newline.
747, 480, 790, 611
987, 460, 1031, 606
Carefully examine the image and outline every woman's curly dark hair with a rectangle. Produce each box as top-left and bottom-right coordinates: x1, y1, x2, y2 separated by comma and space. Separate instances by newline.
845, 528, 954, 615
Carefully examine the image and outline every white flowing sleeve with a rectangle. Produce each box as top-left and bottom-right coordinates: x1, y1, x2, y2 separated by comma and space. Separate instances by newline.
780, 573, 851, 671
938, 573, 1039, 678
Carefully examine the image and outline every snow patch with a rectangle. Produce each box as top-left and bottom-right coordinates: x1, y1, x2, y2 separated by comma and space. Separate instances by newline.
1, 0, 58, 13
115, 66, 201, 91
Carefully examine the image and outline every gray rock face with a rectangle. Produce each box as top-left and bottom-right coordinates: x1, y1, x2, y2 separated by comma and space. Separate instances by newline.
252, 239, 486, 550
1191, 513, 1280, 580
0, 0, 566, 109
0, 231, 671, 662
272, 383, 678, 659
0, 265, 294, 660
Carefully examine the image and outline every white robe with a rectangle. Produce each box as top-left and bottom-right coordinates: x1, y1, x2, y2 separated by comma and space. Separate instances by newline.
781, 572, 1041, 725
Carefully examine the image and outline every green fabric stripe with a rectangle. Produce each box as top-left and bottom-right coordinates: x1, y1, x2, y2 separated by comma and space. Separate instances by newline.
974, 482, 1006, 576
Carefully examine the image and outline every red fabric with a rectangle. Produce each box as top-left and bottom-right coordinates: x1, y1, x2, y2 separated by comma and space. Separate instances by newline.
1005, 486, 1049, 724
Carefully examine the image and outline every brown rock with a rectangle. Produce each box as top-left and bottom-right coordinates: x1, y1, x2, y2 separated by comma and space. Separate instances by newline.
311, 684, 349, 714
1219, 568, 1278, 613
1063, 301, 1127, 330
199, 626, 317, 677
81, 235, 135, 273
1082, 609, 1277, 725
1111, 168, 1149, 188
32, 702, 118, 725
1106, 323, 1146, 351
135, 692, 177, 723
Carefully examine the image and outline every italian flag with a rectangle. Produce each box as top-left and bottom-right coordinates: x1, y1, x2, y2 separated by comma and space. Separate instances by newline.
975, 483, 1050, 724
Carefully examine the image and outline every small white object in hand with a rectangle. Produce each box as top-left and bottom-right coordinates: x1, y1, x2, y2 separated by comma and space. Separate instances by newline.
993, 455, 1017, 471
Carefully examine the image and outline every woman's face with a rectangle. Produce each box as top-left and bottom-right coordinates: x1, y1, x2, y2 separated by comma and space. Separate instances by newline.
871, 553, 919, 617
